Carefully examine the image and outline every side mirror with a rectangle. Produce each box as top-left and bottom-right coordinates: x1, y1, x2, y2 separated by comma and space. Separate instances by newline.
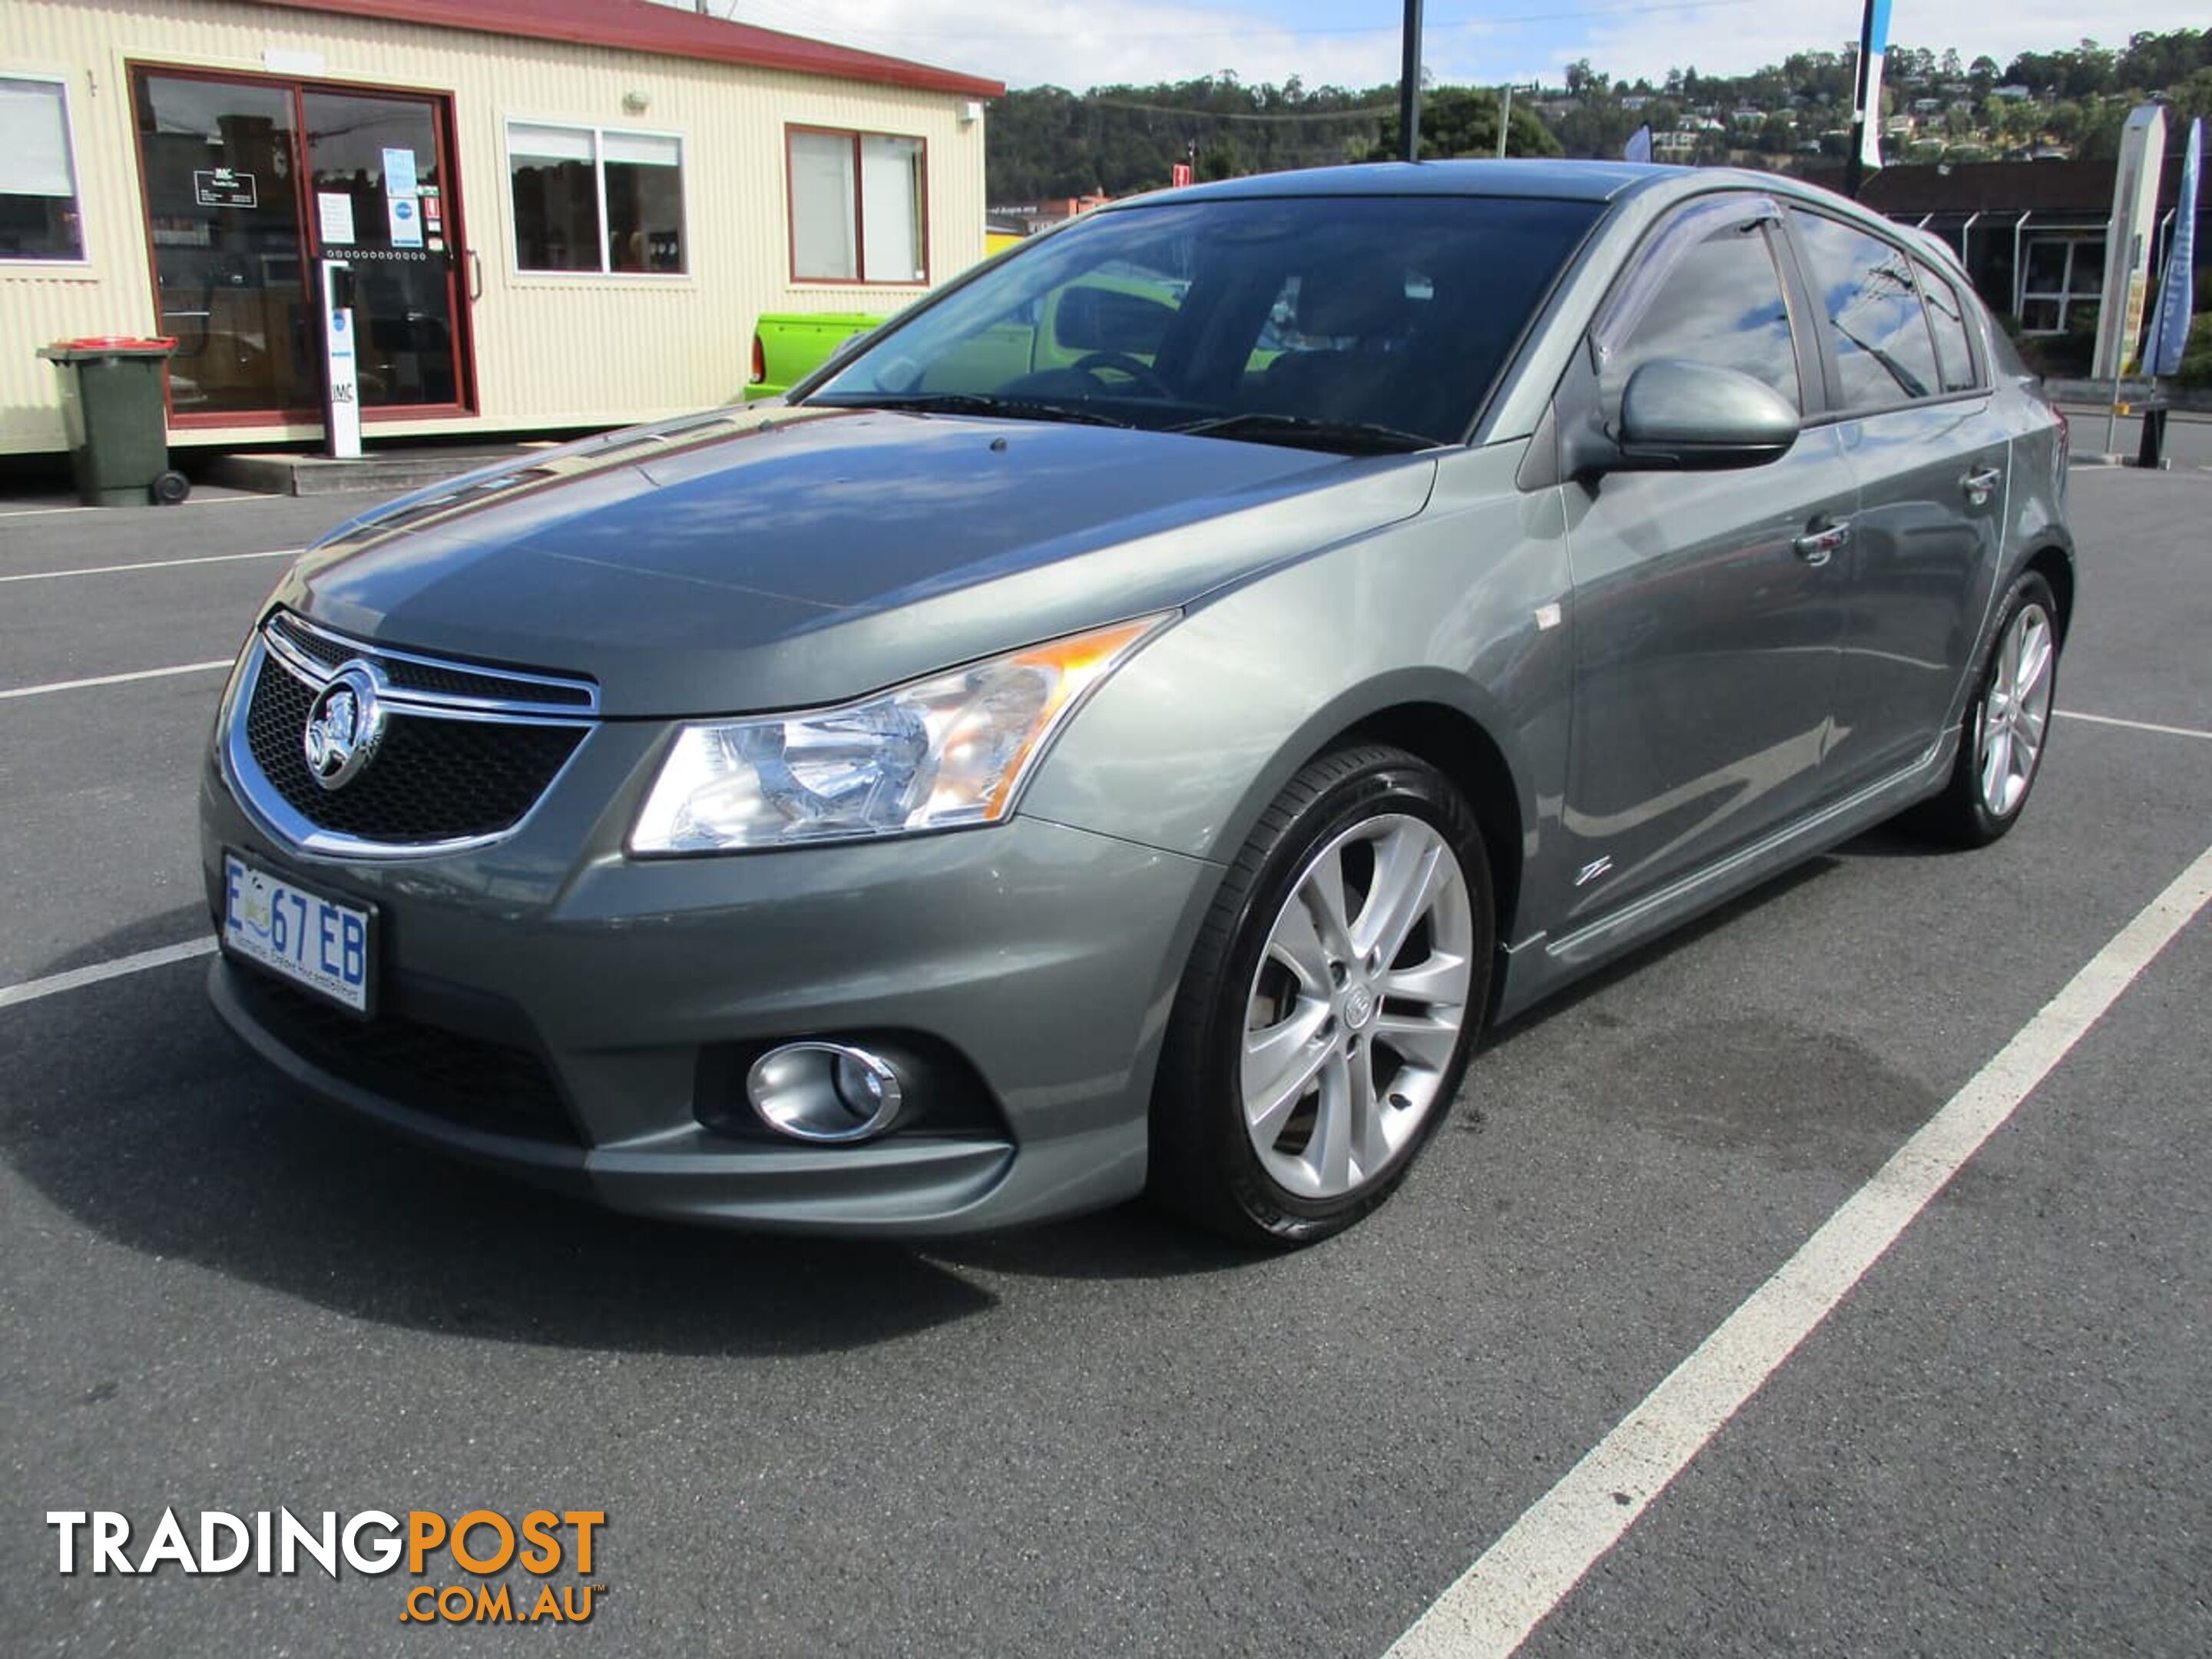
1608, 359, 1800, 472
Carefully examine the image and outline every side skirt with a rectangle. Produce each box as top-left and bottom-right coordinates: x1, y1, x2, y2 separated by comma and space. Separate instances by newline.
1490, 733, 1956, 1025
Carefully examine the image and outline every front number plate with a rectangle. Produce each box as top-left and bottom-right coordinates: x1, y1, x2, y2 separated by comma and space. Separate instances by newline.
221, 852, 373, 1013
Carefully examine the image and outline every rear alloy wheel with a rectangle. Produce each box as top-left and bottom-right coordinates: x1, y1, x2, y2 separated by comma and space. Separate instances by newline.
1909, 570, 2061, 847
1150, 746, 1493, 1245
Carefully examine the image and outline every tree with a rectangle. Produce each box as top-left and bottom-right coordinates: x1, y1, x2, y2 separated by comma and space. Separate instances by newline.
1370, 86, 1564, 160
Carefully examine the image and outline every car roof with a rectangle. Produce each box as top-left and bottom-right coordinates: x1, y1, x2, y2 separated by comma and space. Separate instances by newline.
1111, 160, 1904, 228
1115, 158, 1684, 207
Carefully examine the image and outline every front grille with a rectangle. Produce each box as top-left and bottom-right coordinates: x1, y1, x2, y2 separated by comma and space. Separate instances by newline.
231, 965, 582, 1147
243, 654, 584, 846
267, 611, 596, 709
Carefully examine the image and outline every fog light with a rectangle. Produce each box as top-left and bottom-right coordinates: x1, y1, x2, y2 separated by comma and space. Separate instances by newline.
746, 1041, 906, 1143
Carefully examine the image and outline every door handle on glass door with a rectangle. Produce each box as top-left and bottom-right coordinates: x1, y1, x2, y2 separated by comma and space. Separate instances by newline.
1792, 517, 1852, 567
467, 250, 483, 303
1962, 466, 2001, 507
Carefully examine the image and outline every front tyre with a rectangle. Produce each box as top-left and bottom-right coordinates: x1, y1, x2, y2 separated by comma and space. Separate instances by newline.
1149, 746, 1494, 1246
1910, 571, 2061, 847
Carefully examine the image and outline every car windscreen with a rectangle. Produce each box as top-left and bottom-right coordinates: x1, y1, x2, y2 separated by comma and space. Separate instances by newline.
804, 194, 1602, 451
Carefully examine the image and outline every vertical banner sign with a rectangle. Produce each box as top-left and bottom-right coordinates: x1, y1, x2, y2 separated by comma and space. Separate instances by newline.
320, 260, 362, 461
1854, 0, 1892, 174
2095, 104, 2169, 380
2145, 118, 2201, 379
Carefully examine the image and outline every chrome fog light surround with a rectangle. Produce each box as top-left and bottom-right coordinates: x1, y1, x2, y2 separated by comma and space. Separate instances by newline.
747, 1041, 907, 1143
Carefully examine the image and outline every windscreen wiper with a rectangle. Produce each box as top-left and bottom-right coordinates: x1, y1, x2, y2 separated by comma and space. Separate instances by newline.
1171, 411, 1441, 454
807, 392, 1135, 428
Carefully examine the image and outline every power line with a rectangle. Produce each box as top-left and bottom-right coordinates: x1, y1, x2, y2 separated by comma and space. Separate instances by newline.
1087, 98, 1399, 122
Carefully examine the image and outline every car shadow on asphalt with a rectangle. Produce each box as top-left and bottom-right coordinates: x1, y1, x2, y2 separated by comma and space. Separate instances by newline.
0, 918, 1267, 1359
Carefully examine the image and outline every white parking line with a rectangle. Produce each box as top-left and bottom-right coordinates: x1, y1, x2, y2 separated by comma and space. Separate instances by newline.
0, 938, 216, 1013
1386, 837, 2212, 1659
2057, 709, 2212, 743
0, 660, 232, 700
0, 548, 296, 584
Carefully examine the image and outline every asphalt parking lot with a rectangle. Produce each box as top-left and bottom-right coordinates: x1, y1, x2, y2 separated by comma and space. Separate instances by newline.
2, 468, 2208, 1657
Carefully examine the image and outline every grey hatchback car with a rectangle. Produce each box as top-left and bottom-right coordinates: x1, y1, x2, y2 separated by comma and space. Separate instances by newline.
203, 161, 2072, 1245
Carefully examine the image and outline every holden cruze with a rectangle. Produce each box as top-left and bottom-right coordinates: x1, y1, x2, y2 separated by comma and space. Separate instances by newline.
203, 161, 2072, 1245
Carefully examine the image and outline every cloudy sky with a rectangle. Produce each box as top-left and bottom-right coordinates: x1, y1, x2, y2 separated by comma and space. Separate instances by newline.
687, 1, 2208, 92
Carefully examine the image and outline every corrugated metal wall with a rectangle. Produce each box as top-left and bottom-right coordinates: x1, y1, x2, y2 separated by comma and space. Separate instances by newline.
2, 0, 990, 452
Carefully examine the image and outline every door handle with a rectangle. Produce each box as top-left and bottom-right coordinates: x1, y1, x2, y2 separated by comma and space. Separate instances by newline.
1792, 517, 1852, 567
466, 249, 483, 303
1962, 465, 2002, 507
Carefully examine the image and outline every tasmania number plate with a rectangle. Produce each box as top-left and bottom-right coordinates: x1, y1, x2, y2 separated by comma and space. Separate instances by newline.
221, 852, 373, 1014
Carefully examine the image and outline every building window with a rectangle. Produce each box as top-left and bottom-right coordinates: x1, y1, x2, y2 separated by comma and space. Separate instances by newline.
507, 121, 684, 274
0, 75, 85, 262
788, 127, 926, 284
2018, 235, 2102, 336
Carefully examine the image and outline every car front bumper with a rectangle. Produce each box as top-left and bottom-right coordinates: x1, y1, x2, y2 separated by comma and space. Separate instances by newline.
199, 730, 1219, 1237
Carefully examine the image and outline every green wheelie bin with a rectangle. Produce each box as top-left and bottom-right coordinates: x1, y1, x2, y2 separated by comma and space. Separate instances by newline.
37, 336, 190, 507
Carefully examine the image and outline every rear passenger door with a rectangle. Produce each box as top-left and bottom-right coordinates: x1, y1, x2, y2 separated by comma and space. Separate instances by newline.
1784, 209, 2010, 789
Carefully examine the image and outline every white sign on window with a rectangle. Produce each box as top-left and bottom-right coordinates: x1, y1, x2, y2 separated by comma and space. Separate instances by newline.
317, 191, 356, 247
382, 146, 419, 197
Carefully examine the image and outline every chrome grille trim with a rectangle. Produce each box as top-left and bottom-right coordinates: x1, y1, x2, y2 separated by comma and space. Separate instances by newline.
220, 615, 599, 862
262, 609, 601, 717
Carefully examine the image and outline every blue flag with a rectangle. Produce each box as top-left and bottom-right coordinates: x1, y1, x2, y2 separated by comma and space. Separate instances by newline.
2145, 118, 2200, 379
1624, 124, 1652, 164
1855, 0, 1893, 173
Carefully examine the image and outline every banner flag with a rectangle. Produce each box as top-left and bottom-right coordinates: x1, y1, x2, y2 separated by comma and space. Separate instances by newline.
2146, 118, 2200, 379
1624, 124, 1652, 164
1855, 0, 1893, 173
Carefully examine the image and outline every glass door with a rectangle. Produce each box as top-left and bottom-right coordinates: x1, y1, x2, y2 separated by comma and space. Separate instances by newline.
131, 68, 471, 425
133, 72, 314, 416
301, 90, 464, 409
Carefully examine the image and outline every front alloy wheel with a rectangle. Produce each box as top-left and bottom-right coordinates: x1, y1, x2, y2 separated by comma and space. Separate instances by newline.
1151, 745, 1494, 1245
1242, 815, 1474, 1200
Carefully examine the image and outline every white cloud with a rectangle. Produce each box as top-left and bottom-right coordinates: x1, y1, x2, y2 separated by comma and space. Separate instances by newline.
711, 0, 1405, 91
686, 0, 2212, 92
1558, 1, 2212, 83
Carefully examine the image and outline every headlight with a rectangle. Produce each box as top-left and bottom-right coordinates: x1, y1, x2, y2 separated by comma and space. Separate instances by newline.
628, 614, 1171, 854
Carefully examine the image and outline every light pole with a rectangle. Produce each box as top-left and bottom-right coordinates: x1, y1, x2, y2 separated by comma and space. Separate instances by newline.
1399, 0, 1423, 162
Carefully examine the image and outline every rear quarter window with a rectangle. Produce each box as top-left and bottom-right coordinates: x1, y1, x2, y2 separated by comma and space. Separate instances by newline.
1913, 257, 1981, 392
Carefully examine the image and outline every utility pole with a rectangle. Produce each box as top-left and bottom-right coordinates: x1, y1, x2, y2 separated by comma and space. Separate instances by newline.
1399, 0, 1423, 162
1496, 84, 1514, 157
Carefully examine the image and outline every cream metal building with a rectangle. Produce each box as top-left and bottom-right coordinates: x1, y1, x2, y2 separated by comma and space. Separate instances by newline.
1, 0, 1001, 455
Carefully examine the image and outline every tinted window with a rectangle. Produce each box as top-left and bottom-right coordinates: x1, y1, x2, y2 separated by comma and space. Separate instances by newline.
1791, 211, 1942, 409
1611, 223, 1800, 406
1914, 258, 1979, 392
813, 194, 1602, 449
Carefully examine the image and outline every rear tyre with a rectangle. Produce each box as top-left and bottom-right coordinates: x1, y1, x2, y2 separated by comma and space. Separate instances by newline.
1148, 745, 1494, 1247
150, 469, 190, 506
1908, 570, 2060, 847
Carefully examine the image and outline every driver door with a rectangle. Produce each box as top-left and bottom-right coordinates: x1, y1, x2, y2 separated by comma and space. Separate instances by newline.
1555, 197, 1857, 924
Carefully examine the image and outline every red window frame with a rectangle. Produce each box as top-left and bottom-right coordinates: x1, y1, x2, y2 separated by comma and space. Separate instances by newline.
783, 124, 929, 287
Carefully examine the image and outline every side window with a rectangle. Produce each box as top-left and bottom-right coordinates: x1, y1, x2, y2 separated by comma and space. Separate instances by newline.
1913, 258, 1980, 392
1790, 211, 1942, 409
1610, 223, 1800, 408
